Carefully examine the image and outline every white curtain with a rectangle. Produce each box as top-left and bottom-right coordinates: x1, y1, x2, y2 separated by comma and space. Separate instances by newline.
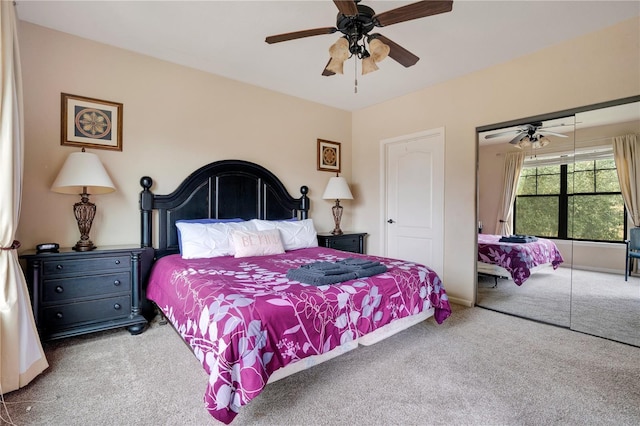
0, 1, 48, 394
613, 134, 640, 227
494, 151, 525, 235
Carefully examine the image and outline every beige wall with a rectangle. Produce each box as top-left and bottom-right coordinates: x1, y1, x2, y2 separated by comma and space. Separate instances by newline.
352, 17, 640, 305
16, 22, 351, 252
16, 17, 640, 306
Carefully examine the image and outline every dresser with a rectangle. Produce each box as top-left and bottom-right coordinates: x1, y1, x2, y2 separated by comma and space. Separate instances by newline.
20, 245, 147, 341
317, 232, 367, 254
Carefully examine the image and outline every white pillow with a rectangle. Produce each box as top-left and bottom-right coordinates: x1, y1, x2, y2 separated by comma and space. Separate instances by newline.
231, 229, 285, 258
176, 221, 257, 259
251, 218, 318, 251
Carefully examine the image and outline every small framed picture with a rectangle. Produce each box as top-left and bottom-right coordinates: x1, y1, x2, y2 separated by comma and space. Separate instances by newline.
61, 93, 123, 151
317, 139, 341, 173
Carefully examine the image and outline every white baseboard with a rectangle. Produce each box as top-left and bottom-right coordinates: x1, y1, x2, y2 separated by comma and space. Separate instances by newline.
448, 296, 473, 307
572, 265, 624, 275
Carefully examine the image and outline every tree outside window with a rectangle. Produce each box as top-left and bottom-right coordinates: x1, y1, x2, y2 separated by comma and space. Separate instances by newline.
514, 158, 625, 242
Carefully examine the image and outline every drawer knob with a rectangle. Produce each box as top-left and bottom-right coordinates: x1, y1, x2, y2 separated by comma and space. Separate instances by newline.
55, 286, 64, 293
55, 312, 63, 319
114, 303, 122, 310
113, 280, 121, 286
56, 264, 63, 270
114, 260, 120, 265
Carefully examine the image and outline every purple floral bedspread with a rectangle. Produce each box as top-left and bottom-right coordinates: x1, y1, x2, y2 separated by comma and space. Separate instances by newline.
477, 234, 564, 285
146, 247, 450, 424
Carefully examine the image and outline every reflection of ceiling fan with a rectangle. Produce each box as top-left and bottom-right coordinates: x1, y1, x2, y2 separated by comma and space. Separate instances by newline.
484, 122, 569, 149
265, 0, 453, 76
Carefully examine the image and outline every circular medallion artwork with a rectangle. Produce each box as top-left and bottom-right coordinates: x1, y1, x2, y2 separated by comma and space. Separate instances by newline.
323, 147, 337, 167
74, 108, 112, 139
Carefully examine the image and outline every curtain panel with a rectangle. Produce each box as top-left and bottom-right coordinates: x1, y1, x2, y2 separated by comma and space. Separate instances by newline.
0, 1, 48, 394
613, 134, 640, 228
494, 151, 525, 236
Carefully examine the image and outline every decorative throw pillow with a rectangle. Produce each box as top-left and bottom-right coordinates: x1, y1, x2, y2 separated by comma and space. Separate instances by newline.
176, 220, 257, 259
251, 218, 318, 251
231, 229, 285, 258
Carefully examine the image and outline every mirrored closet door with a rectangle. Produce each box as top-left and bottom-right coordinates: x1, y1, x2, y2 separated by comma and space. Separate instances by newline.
476, 96, 640, 347
477, 116, 575, 327
570, 101, 640, 347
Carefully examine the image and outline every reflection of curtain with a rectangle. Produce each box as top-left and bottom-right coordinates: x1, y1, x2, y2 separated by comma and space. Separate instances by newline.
495, 151, 525, 235
1, 2, 48, 394
613, 134, 640, 227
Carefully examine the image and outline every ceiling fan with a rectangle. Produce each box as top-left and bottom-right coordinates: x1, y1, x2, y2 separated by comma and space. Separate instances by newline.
265, 0, 454, 76
484, 122, 569, 149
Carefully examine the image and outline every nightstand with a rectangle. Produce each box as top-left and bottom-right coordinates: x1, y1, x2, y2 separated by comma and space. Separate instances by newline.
20, 245, 147, 341
317, 232, 367, 254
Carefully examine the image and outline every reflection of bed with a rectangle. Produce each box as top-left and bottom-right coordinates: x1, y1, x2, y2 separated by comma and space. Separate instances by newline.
139, 160, 451, 424
477, 234, 564, 285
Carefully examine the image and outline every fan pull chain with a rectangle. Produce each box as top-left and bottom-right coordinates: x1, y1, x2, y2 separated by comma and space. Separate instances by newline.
354, 58, 358, 94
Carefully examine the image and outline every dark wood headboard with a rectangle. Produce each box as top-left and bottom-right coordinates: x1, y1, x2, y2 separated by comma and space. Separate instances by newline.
139, 159, 310, 259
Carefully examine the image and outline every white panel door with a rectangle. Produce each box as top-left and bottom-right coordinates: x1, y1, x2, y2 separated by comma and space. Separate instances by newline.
382, 129, 444, 276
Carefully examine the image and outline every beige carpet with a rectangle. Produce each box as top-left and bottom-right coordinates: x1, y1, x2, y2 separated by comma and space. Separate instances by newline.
3, 305, 640, 425
477, 268, 639, 346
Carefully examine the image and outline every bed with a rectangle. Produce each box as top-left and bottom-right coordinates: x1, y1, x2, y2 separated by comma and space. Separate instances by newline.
477, 234, 564, 285
139, 160, 451, 424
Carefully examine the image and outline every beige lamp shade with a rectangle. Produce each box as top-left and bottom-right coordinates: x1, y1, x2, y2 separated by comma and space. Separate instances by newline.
322, 176, 353, 200
326, 38, 349, 74
369, 38, 390, 63
361, 56, 379, 75
51, 151, 115, 195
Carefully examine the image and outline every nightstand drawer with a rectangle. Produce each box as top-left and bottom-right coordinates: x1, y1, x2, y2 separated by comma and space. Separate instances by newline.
41, 295, 132, 328
42, 272, 130, 303
328, 237, 360, 252
317, 232, 367, 254
43, 255, 130, 276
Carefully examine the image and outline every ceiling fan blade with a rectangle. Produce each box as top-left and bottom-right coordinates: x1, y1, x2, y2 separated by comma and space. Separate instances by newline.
265, 27, 337, 44
538, 130, 569, 138
333, 0, 358, 16
484, 130, 520, 139
373, 0, 453, 27
322, 59, 336, 76
370, 34, 419, 67
509, 133, 527, 145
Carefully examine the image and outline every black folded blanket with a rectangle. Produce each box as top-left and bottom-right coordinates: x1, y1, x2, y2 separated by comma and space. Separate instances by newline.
287, 258, 388, 285
499, 235, 538, 243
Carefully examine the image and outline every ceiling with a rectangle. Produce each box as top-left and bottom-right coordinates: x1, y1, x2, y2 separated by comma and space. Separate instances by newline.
15, 1, 640, 112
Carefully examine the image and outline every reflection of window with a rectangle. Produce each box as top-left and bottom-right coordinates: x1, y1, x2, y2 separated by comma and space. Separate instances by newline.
514, 158, 626, 242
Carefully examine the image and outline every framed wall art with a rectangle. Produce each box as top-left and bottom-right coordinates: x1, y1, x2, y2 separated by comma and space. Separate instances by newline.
61, 93, 123, 151
317, 139, 341, 173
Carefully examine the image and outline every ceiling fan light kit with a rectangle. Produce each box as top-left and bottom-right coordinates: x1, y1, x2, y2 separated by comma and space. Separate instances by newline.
265, 0, 454, 78
485, 121, 568, 149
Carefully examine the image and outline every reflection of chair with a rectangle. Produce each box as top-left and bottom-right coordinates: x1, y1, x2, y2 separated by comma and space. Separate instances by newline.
625, 227, 640, 281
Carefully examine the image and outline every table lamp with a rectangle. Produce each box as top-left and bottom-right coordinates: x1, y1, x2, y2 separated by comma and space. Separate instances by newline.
322, 176, 353, 235
51, 149, 115, 251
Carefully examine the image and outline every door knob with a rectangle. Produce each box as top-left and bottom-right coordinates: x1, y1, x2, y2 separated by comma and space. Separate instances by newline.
387, 219, 395, 224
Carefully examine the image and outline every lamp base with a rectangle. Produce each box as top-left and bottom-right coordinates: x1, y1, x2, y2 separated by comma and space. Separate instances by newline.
331, 200, 344, 236
73, 191, 97, 252
73, 240, 96, 251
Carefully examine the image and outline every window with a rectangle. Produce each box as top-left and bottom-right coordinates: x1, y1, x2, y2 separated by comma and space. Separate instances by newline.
514, 157, 626, 242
